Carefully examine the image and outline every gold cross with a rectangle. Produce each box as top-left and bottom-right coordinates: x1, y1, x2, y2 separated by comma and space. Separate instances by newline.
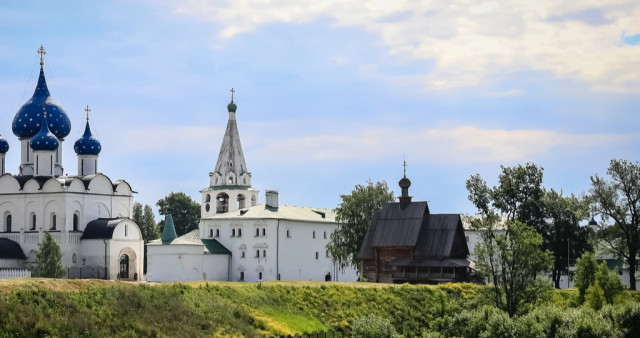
38, 45, 46, 66
85, 105, 91, 122
230, 88, 235, 101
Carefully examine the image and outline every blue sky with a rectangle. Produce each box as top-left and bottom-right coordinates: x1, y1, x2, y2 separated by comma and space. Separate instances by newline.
0, 1, 638, 218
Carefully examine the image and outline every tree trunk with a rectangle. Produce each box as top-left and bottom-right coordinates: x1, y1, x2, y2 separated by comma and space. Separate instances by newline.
629, 257, 637, 291
552, 267, 560, 288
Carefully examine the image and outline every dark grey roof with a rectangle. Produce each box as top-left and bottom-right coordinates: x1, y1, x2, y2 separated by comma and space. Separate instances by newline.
81, 218, 129, 239
359, 202, 469, 260
371, 202, 429, 247
12, 175, 50, 189
0, 238, 26, 259
414, 214, 469, 258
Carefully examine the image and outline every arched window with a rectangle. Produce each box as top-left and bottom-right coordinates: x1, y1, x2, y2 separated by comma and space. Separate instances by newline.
255, 228, 259, 237
241, 251, 245, 258
263, 250, 266, 258
286, 229, 290, 238
31, 214, 36, 230
313, 231, 316, 239
237, 194, 246, 209
240, 271, 244, 281
315, 252, 319, 259
237, 228, 242, 237
73, 214, 79, 231
51, 214, 57, 230
215, 229, 220, 237
324, 231, 327, 239
255, 250, 259, 258
262, 228, 266, 236
5, 214, 11, 232
216, 193, 229, 213
259, 272, 263, 280
119, 254, 130, 279
209, 229, 214, 237
72, 253, 77, 263
205, 194, 211, 203
231, 229, 236, 237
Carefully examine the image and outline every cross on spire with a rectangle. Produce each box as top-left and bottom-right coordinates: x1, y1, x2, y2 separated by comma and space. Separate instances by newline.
230, 88, 235, 101
403, 160, 407, 178
37, 45, 46, 66
85, 105, 91, 122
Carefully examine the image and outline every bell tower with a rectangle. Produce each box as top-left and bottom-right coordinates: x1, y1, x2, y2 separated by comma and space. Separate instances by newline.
200, 89, 259, 217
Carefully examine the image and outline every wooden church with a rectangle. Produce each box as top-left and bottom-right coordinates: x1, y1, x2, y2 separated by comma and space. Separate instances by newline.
358, 169, 473, 283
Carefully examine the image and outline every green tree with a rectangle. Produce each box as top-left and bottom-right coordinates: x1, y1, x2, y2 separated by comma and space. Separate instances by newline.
466, 163, 545, 226
543, 189, 593, 288
472, 218, 553, 316
574, 251, 625, 305
132, 202, 158, 242
328, 180, 394, 270
33, 232, 65, 278
575, 251, 599, 304
156, 192, 200, 236
351, 314, 397, 338
590, 159, 640, 290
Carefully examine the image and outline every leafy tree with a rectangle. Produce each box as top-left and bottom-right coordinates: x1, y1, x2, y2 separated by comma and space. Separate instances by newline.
33, 232, 65, 278
133, 202, 158, 242
351, 314, 397, 338
543, 189, 593, 288
575, 251, 625, 305
590, 159, 640, 290
328, 180, 394, 270
156, 192, 200, 236
471, 218, 553, 316
466, 163, 545, 226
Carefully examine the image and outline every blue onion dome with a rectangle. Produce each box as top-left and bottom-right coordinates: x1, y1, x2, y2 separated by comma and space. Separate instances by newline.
227, 99, 237, 112
30, 113, 59, 151
12, 66, 71, 139
0, 134, 9, 154
74, 121, 101, 155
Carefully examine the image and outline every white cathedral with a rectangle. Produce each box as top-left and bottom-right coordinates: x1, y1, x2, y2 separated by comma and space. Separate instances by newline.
0, 47, 143, 280
146, 93, 357, 282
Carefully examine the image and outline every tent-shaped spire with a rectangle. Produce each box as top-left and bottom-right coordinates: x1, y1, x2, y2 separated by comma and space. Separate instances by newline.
161, 214, 178, 244
212, 89, 251, 188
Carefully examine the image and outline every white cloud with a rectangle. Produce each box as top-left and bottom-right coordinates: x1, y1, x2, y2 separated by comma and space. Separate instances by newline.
123, 122, 638, 165
167, 0, 640, 93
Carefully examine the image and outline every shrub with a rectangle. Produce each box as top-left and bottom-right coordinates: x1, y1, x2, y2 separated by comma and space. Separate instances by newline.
351, 314, 397, 338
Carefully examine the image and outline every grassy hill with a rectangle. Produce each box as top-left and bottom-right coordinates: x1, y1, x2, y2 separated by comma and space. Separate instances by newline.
0, 279, 637, 337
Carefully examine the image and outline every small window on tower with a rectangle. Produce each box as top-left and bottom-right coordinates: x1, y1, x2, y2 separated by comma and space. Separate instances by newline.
215, 229, 220, 237
231, 229, 236, 237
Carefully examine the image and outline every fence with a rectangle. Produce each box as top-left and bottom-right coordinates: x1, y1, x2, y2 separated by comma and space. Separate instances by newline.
68, 266, 108, 279
273, 330, 347, 338
0, 268, 31, 279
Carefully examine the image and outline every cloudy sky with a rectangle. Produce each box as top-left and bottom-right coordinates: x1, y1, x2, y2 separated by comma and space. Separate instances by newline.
0, 1, 638, 218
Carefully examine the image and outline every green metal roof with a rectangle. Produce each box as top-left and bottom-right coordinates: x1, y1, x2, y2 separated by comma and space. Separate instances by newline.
202, 239, 231, 255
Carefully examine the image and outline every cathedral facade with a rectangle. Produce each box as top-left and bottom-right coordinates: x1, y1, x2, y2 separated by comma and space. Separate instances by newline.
0, 47, 143, 280
146, 94, 357, 282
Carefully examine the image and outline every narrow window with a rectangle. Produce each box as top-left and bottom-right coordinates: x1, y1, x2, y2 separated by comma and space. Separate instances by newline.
263, 250, 266, 258
241, 251, 245, 258
315, 252, 319, 260
51, 214, 56, 230
312, 231, 316, 239
215, 229, 220, 237
232, 229, 236, 237
32, 214, 36, 230
259, 272, 263, 280
73, 214, 79, 231
326, 250, 330, 258
262, 228, 266, 236
237, 228, 242, 237
255, 228, 260, 237
256, 250, 259, 258
286, 229, 290, 238
324, 231, 327, 239
240, 272, 244, 281
125, 224, 128, 237
72, 253, 77, 263
210, 229, 214, 237
6, 214, 11, 232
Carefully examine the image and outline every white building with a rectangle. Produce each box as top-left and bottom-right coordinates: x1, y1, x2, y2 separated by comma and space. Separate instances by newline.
0, 47, 143, 280
146, 94, 357, 282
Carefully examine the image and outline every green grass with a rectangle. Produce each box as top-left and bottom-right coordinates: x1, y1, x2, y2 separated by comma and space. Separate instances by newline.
0, 279, 637, 337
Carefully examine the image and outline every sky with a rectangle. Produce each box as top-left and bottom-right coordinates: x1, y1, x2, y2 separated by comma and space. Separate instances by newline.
0, 0, 638, 219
